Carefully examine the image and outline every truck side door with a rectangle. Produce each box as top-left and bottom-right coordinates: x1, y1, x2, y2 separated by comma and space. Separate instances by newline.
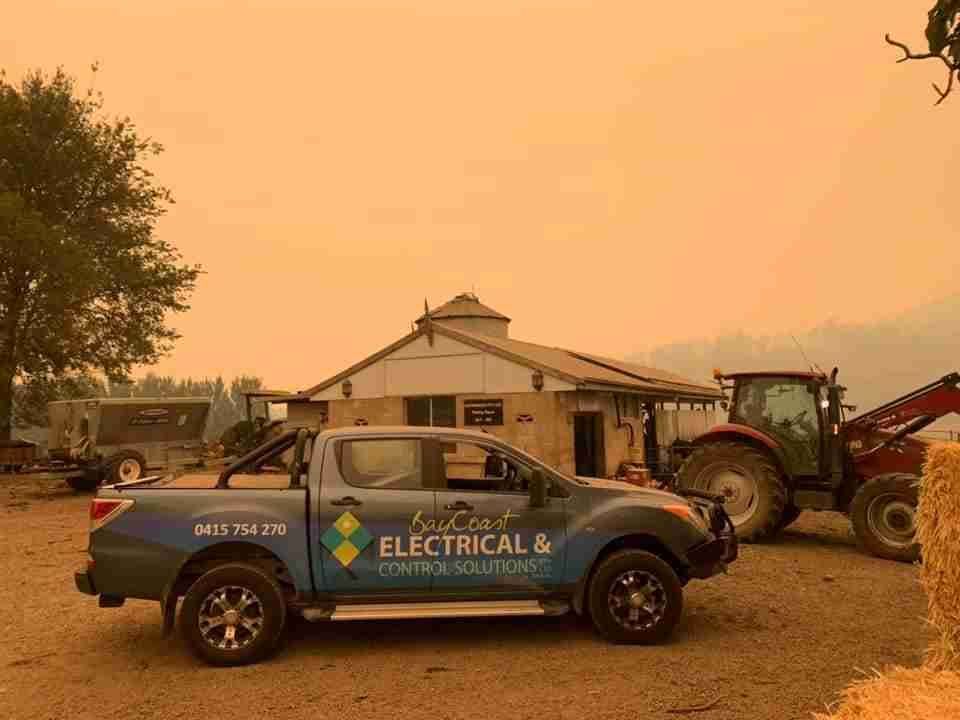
314, 435, 438, 595
429, 439, 566, 594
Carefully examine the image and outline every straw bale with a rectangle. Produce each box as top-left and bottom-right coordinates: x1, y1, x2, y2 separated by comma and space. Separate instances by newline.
812, 667, 960, 720
814, 443, 960, 718
918, 443, 960, 671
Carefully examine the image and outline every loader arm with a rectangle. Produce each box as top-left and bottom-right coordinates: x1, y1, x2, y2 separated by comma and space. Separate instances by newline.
845, 373, 960, 434
845, 372, 960, 457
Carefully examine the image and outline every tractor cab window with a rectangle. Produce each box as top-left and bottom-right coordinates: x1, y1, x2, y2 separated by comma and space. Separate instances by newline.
733, 377, 821, 475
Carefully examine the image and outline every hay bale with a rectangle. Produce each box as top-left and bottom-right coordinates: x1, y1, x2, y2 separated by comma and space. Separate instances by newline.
814, 443, 960, 719
812, 667, 960, 720
918, 443, 960, 671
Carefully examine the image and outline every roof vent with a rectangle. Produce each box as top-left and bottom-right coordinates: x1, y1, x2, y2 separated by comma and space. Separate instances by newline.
415, 293, 511, 338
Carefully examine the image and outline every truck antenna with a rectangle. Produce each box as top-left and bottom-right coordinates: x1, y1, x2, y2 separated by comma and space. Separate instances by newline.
791, 334, 826, 376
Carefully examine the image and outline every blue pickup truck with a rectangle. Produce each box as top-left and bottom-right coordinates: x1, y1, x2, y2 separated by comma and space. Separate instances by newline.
76, 426, 737, 666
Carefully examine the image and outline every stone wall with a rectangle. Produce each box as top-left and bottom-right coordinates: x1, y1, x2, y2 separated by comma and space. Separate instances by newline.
319, 390, 644, 478
328, 397, 405, 427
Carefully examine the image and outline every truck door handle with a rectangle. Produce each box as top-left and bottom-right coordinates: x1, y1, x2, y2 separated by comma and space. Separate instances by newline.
444, 501, 474, 511
331, 496, 363, 507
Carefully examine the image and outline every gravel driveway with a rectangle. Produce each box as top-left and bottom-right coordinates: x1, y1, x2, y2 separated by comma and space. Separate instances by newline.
1, 476, 930, 720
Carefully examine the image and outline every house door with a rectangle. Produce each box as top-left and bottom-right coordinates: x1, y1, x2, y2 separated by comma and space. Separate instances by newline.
573, 413, 605, 478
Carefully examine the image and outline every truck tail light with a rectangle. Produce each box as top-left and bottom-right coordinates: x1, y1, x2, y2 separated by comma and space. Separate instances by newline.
89, 498, 135, 532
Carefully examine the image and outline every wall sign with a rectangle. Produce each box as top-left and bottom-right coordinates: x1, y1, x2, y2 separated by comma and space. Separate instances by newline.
464, 399, 504, 426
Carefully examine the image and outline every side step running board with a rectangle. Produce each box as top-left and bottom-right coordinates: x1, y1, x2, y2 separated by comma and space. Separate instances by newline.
301, 600, 568, 622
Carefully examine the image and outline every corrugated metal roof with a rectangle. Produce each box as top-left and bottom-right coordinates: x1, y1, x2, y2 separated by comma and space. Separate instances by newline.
299, 321, 721, 401
565, 351, 718, 392
442, 326, 721, 399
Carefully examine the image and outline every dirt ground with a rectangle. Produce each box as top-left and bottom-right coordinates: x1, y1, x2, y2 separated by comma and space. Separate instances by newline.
1, 475, 931, 720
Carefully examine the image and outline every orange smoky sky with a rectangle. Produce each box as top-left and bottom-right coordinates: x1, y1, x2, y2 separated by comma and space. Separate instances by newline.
4, 1, 959, 390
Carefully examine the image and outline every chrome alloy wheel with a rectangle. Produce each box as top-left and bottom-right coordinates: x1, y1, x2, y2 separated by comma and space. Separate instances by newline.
197, 586, 265, 651
607, 570, 668, 631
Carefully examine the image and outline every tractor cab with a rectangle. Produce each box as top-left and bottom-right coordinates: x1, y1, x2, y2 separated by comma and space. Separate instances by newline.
718, 371, 830, 479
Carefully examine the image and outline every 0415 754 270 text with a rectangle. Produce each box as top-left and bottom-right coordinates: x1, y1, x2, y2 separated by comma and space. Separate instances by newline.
192, 522, 288, 537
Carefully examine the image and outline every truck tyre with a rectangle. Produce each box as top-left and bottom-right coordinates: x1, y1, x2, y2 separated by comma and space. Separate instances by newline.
676, 442, 787, 543
587, 550, 683, 645
103, 450, 147, 485
776, 504, 802, 532
179, 563, 287, 667
850, 474, 920, 563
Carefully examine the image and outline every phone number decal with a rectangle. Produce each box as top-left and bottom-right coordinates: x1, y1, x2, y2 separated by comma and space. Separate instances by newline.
193, 523, 288, 537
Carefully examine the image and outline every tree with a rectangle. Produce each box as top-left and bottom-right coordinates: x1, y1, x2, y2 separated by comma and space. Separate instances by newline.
0, 67, 200, 440
12, 371, 107, 429
886, 1, 960, 104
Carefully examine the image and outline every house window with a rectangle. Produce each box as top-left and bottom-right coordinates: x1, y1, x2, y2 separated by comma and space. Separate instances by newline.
405, 396, 456, 428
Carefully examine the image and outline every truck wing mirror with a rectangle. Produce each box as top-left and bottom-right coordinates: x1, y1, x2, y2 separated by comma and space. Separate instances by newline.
289, 429, 309, 488
529, 469, 548, 508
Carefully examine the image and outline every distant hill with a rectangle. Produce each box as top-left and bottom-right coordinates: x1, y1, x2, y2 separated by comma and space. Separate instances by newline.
631, 294, 960, 432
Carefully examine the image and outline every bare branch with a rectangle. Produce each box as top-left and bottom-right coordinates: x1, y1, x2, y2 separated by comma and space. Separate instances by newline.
885, 34, 959, 104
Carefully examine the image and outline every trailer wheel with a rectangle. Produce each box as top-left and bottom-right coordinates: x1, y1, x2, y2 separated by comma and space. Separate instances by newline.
850, 474, 920, 563
104, 451, 146, 485
179, 563, 287, 666
677, 442, 786, 543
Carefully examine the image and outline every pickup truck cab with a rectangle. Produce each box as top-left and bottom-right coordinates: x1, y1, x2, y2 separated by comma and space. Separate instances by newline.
76, 426, 737, 666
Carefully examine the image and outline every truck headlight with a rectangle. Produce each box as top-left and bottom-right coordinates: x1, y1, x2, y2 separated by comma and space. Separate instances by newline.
663, 504, 709, 532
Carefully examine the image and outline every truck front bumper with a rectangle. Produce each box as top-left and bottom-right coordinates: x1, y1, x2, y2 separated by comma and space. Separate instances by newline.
75, 569, 97, 596
686, 532, 738, 579
677, 489, 739, 579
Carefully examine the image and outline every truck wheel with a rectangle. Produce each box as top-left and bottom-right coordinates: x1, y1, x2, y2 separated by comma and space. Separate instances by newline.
179, 563, 287, 666
677, 442, 786, 542
850, 474, 920, 563
776, 504, 802, 532
587, 550, 683, 645
104, 451, 146, 484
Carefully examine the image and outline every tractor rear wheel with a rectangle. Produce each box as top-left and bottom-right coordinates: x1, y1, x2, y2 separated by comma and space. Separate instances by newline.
677, 442, 787, 543
850, 474, 920, 563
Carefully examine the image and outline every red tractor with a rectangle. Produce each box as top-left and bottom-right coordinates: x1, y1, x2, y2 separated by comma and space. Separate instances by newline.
675, 369, 960, 562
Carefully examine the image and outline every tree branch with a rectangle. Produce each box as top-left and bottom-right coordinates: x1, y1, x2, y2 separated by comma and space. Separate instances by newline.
885, 34, 959, 105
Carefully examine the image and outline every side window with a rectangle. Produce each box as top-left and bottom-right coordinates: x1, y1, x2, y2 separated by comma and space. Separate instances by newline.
337, 439, 425, 490
442, 441, 533, 494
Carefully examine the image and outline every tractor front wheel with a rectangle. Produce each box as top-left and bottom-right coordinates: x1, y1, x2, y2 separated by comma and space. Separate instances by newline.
676, 442, 787, 543
850, 474, 920, 563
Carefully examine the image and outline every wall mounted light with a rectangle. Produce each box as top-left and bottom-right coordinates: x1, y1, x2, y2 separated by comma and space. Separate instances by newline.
342, 379, 353, 398
531, 370, 544, 391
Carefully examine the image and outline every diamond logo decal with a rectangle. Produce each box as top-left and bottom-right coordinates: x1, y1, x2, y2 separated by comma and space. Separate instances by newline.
322, 512, 373, 568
